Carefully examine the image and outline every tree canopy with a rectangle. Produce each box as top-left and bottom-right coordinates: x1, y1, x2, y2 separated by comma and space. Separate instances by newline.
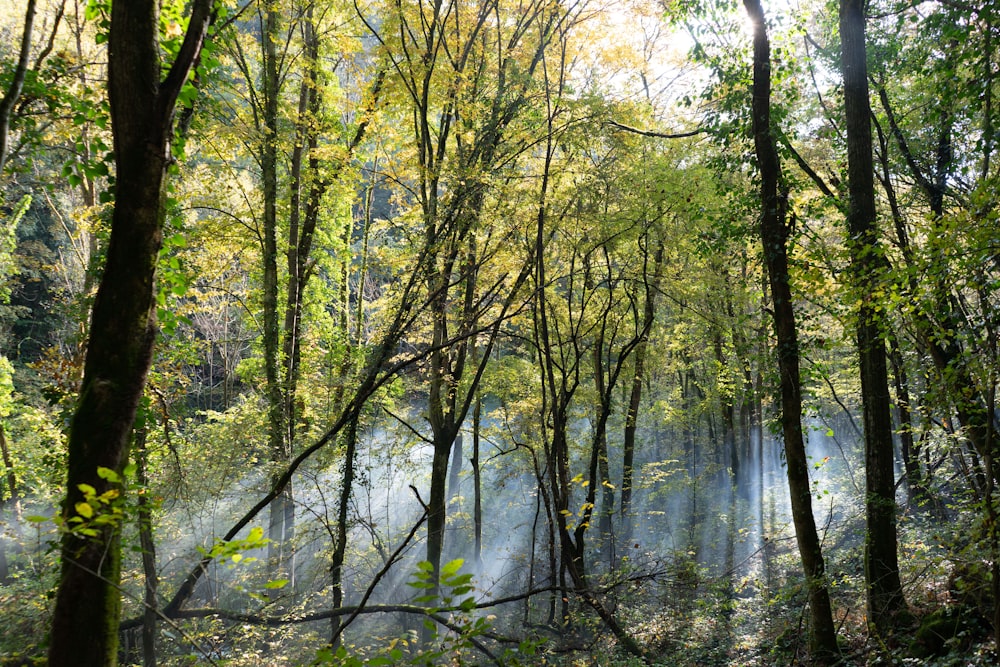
0, 0, 999, 665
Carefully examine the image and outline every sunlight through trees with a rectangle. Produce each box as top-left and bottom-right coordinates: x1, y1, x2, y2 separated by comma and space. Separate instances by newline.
0, 0, 998, 665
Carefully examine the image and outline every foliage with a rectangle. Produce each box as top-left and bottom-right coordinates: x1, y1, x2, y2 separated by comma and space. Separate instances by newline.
0, 0, 998, 664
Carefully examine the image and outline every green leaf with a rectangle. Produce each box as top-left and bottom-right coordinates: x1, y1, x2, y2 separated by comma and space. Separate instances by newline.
441, 558, 464, 578
77, 483, 96, 496
264, 579, 289, 589
75, 502, 94, 519
96, 467, 120, 483
446, 573, 473, 587
25, 515, 48, 523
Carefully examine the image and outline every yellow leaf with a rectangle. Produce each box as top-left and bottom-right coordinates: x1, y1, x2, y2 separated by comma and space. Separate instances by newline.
75, 502, 94, 519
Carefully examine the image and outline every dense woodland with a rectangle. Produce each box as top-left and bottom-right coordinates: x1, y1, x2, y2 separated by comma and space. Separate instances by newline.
0, 0, 998, 665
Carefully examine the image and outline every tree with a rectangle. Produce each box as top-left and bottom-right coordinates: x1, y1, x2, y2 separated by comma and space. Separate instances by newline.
839, 0, 908, 633
0, 0, 68, 179
358, 0, 566, 600
47, 1, 215, 663
620, 232, 663, 544
0, 0, 38, 176
743, 0, 839, 658
870, 0, 1000, 493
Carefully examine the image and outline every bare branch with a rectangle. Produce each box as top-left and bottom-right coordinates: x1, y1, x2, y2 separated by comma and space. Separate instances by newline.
606, 118, 707, 139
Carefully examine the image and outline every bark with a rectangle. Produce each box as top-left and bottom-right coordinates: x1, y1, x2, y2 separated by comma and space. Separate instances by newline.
47, 1, 213, 664
744, 0, 840, 660
840, 0, 908, 633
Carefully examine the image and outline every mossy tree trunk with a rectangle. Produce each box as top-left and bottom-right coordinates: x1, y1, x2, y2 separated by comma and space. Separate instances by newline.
47, 2, 213, 664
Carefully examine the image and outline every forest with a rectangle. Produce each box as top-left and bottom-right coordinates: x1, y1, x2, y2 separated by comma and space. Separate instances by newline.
0, 0, 998, 665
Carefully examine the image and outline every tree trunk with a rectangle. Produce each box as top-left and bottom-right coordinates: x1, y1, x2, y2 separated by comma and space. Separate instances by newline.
622, 237, 663, 543
135, 423, 157, 667
840, 0, 909, 633
472, 394, 483, 570
0, 422, 19, 583
0, 0, 36, 175
330, 415, 360, 647
47, 2, 213, 663
449, 433, 463, 506
744, 0, 840, 659
888, 334, 923, 503
259, 1, 295, 596
592, 328, 614, 563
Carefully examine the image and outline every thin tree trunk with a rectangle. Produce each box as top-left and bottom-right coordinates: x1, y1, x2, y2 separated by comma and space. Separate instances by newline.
0, 422, 19, 583
888, 334, 923, 502
135, 423, 157, 667
592, 330, 614, 563
0, 0, 36, 174
282, 5, 322, 453
330, 415, 360, 648
744, 0, 840, 659
621, 238, 663, 542
449, 433, 463, 506
472, 394, 482, 570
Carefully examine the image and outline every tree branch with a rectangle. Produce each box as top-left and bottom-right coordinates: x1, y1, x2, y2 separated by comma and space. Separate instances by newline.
606, 119, 707, 139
